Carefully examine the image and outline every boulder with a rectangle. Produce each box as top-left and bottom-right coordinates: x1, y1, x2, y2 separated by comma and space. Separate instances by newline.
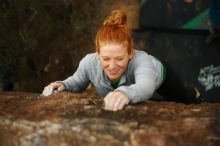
0, 91, 220, 146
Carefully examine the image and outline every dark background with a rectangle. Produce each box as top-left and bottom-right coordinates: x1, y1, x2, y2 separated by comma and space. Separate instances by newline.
140, 0, 209, 30
0, 0, 219, 101
138, 0, 220, 101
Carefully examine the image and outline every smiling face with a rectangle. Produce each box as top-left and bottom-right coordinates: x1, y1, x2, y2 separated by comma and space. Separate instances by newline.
98, 43, 133, 82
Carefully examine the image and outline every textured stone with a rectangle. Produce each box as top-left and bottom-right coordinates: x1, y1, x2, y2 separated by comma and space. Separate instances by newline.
0, 91, 220, 146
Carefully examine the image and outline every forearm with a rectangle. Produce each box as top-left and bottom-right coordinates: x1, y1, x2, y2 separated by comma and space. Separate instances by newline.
58, 75, 90, 92
116, 81, 155, 104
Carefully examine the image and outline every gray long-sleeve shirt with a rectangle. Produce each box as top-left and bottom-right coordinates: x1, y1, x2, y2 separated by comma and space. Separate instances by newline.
60, 50, 164, 103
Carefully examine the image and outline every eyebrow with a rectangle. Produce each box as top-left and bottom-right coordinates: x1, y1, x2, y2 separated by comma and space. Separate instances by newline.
101, 56, 124, 58
101, 56, 109, 58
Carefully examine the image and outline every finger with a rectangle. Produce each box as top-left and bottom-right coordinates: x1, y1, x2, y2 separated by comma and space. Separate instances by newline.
57, 85, 65, 91
113, 96, 123, 111
117, 98, 127, 110
43, 86, 49, 96
108, 95, 118, 110
43, 86, 53, 96
113, 92, 129, 111
113, 96, 128, 111
42, 88, 47, 96
104, 92, 114, 110
104, 92, 112, 110
49, 82, 64, 92
105, 92, 122, 111
43, 84, 55, 96
50, 82, 59, 89
52, 82, 65, 91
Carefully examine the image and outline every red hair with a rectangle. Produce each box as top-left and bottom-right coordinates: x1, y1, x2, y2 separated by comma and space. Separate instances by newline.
95, 10, 133, 55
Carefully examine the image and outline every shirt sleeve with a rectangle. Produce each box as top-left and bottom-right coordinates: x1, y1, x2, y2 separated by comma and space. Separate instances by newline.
116, 53, 157, 103
59, 55, 91, 92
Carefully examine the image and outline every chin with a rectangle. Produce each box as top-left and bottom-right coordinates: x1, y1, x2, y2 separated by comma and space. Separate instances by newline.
105, 70, 123, 81
108, 75, 120, 81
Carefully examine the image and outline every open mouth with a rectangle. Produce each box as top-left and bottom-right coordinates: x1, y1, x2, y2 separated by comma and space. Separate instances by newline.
109, 69, 119, 75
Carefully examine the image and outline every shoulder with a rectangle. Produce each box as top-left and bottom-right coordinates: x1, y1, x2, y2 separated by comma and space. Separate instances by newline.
80, 53, 99, 65
78, 53, 101, 74
83, 53, 98, 60
128, 50, 157, 71
131, 50, 151, 63
134, 50, 150, 57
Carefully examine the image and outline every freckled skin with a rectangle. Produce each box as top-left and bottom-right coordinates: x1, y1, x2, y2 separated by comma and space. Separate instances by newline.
98, 43, 132, 83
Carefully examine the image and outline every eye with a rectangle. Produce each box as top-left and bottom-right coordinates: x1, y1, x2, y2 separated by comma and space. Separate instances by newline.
102, 57, 110, 61
116, 58, 123, 61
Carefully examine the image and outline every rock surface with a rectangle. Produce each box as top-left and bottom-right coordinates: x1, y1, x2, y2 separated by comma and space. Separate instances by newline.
0, 91, 220, 146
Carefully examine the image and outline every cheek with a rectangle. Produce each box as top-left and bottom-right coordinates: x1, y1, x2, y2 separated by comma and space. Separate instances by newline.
100, 60, 109, 68
117, 60, 129, 69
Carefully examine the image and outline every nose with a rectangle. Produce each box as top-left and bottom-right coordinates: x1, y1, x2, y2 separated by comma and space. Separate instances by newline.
109, 60, 117, 69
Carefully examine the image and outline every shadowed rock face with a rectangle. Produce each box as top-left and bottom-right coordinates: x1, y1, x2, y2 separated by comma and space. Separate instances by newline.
0, 91, 220, 146
0, 0, 140, 92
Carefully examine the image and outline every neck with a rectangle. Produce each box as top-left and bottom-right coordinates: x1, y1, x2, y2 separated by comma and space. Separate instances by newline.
110, 78, 121, 89
110, 78, 120, 83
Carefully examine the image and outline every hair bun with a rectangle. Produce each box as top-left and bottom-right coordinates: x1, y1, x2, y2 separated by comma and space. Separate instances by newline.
103, 10, 127, 26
